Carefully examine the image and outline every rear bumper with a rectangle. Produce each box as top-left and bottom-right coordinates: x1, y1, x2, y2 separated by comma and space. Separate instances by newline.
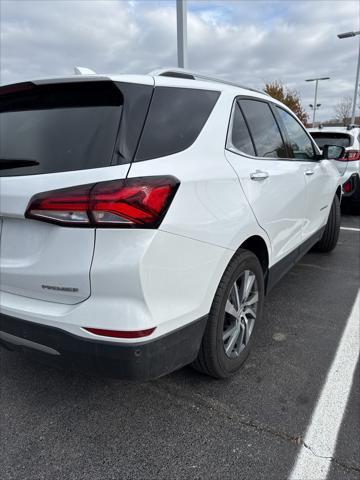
0, 313, 207, 380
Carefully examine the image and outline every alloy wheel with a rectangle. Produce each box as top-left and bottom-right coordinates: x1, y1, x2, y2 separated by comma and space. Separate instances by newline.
222, 270, 259, 358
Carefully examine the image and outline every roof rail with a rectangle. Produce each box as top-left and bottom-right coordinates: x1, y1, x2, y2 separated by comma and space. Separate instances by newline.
149, 67, 268, 96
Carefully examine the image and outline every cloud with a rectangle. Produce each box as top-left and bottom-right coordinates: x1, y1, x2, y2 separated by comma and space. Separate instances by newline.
0, 0, 358, 120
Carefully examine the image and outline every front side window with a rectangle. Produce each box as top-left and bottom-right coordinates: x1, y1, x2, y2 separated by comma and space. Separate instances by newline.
276, 107, 315, 160
227, 102, 255, 156
239, 99, 287, 158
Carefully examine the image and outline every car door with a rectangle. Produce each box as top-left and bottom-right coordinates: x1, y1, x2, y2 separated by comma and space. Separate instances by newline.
274, 106, 336, 239
225, 97, 308, 266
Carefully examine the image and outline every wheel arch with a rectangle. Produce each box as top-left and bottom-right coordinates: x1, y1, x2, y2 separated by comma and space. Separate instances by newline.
237, 235, 269, 274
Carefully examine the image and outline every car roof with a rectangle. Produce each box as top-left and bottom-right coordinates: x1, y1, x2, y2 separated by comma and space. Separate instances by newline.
1, 69, 299, 121
308, 126, 359, 135
1, 71, 270, 101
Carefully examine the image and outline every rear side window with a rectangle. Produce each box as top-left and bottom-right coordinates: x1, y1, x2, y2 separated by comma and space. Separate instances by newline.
227, 102, 255, 156
135, 87, 220, 161
0, 81, 152, 177
310, 132, 353, 149
239, 99, 287, 158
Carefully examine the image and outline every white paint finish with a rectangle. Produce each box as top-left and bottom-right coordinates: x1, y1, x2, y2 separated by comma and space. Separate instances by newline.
29, 74, 154, 87
340, 226, 360, 232
226, 150, 307, 264
0, 218, 94, 304
0, 164, 130, 304
89, 228, 232, 334
290, 291, 360, 480
74, 66, 96, 75
140, 229, 233, 327
0, 73, 342, 355
0, 230, 232, 341
302, 159, 339, 238
128, 90, 272, 261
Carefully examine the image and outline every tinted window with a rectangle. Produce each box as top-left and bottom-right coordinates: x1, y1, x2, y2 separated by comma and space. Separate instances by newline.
0, 81, 153, 177
135, 87, 220, 161
228, 102, 255, 156
239, 100, 287, 158
310, 132, 352, 149
0, 81, 122, 177
276, 107, 315, 160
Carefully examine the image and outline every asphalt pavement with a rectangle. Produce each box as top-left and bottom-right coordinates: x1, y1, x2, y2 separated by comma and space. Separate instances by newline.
1, 212, 359, 480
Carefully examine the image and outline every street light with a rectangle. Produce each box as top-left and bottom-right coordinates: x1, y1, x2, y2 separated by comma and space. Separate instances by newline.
337, 30, 360, 39
337, 30, 360, 125
309, 104, 321, 118
305, 77, 330, 127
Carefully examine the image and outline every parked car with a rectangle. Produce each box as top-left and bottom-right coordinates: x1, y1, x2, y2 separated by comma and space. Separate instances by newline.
0, 68, 344, 380
309, 125, 360, 209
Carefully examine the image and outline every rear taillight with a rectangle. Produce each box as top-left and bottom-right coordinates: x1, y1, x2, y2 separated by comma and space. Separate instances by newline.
25, 176, 180, 228
339, 150, 360, 162
343, 180, 352, 193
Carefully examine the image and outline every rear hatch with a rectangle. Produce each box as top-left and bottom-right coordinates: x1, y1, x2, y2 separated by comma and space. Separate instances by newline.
309, 131, 352, 177
0, 78, 153, 304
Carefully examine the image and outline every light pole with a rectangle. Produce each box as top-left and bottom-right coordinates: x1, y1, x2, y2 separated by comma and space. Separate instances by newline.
305, 77, 330, 127
176, 0, 188, 68
309, 103, 321, 118
337, 30, 360, 125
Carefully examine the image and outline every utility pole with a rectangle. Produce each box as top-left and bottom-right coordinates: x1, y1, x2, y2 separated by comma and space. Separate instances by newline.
176, 0, 188, 68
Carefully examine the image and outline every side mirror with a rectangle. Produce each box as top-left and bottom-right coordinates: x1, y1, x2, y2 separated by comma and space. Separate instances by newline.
322, 144, 346, 160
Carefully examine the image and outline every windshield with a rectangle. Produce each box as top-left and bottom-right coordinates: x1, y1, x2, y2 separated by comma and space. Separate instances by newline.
310, 132, 353, 149
0, 81, 123, 176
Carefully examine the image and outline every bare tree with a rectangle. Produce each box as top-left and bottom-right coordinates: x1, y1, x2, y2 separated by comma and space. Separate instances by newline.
334, 96, 352, 125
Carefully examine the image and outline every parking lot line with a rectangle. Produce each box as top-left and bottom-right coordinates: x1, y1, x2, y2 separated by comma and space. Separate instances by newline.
289, 291, 360, 480
340, 227, 360, 232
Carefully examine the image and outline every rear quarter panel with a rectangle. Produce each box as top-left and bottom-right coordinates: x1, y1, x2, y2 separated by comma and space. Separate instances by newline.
127, 90, 272, 260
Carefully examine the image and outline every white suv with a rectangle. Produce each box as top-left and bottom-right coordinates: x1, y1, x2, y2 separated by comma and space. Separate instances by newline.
309, 125, 360, 208
0, 69, 344, 380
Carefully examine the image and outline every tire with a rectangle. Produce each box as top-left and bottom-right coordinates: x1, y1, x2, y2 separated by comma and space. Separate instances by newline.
192, 249, 264, 379
313, 195, 340, 253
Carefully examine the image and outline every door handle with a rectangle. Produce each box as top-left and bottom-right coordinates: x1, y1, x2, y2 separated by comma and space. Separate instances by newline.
305, 169, 315, 176
250, 170, 269, 181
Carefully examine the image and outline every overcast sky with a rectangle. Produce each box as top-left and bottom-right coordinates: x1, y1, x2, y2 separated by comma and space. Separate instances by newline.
1, 0, 359, 121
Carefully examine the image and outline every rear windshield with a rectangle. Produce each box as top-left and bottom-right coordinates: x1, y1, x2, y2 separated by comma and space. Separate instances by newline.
0, 81, 123, 177
310, 132, 353, 149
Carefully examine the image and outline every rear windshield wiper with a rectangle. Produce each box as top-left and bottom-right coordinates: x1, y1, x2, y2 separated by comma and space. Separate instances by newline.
0, 159, 40, 170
